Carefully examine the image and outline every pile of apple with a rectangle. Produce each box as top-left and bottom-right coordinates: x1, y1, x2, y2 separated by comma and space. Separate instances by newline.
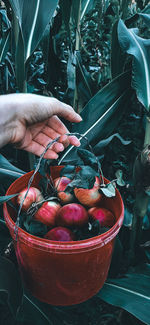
17, 173, 116, 242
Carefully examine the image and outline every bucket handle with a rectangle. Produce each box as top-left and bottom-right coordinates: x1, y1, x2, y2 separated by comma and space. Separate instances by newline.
14, 132, 104, 240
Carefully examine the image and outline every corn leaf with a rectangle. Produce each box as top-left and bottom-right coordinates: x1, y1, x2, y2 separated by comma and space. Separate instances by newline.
0, 194, 19, 205
0, 31, 10, 64
0, 256, 23, 319
0, 154, 25, 180
118, 19, 150, 111
111, 20, 127, 78
0, 155, 25, 194
81, 0, 94, 21
59, 70, 132, 163
17, 293, 53, 324
139, 13, 150, 27
99, 263, 150, 325
8, 0, 59, 62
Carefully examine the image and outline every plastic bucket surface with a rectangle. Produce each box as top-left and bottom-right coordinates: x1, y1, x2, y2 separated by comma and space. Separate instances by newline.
3, 167, 124, 305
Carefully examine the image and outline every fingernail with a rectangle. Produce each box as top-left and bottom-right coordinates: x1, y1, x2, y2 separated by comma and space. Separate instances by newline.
74, 139, 81, 147
76, 114, 82, 121
58, 144, 64, 151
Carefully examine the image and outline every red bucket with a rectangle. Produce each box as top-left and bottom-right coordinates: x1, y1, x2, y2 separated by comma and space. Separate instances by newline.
3, 166, 124, 306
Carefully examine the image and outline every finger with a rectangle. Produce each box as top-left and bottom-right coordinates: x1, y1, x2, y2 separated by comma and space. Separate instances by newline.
68, 135, 81, 147
47, 115, 68, 134
50, 99, 82, 123
22, 141, 59, 159
58, 134, 70, 148
41, 125, 60, 139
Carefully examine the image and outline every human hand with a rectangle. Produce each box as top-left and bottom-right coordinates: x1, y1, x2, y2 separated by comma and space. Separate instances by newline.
0, 93, 82, 159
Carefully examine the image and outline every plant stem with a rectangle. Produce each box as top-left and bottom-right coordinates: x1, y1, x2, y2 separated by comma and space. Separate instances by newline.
73, 0, 81, 113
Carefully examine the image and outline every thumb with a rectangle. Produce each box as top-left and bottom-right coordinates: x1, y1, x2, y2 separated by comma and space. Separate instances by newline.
50, 98, 82, 123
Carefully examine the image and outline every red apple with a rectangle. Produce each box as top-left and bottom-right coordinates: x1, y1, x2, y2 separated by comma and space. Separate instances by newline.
17, 187, 43, 211
54, 176, 74, 204
56, 203, 88, 228
44, 227, 75, 241
74, 176, 102, 207
34, 201, 61, 227
88, 207, 116, 228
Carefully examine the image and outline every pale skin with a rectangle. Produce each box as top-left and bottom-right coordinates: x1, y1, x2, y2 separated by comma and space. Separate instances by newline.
0, 93, 82, 159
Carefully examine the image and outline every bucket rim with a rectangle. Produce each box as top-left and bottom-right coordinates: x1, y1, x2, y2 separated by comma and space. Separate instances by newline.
3, 170, 124, 252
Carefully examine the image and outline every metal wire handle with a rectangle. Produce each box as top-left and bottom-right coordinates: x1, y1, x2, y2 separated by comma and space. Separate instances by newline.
14, 132, 104, 240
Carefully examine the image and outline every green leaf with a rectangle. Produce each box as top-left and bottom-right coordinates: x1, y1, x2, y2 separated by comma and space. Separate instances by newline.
139, 13, 150, 27
59, 0, 72, 33
60, 165, 76, 179
17, 293, 52, 324
118, 19, 150, 111
76, 50, 94, 100
23, 220, 48, 237
81, 0, 94, 21
98, 264, 150, 325
111, 20, 127, 78
125, 4, 150, 27
0, 154, 25, 185
15, 28, 26, 92
67, 50, 76, 91
66, 166, 96, 191
71, 0, 81, 28
93, 133, 131, 155
115, 169, 126, 186
0, 256, 23, 318
8, 0, 59, 62
100, 182, 116, 197
59, 71, 132, 163
0, 31, 10, 64
0, 194, 19, 205
77, 148, 99, 170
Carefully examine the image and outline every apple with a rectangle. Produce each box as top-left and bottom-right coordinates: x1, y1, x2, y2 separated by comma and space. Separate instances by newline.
56, 203, 88, 227
88, 207, 116, 228
17, 187, 43, 211
44, 227, 75, 241
74, 176, 102, 207
54, 176, 74, 204
34, 201, 61, 227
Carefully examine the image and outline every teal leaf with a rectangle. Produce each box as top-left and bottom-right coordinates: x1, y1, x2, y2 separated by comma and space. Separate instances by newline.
71, 0, 81, 27
111, 20, 127, 78
60, 165, 76, 179
139, 13, 150, 27
118, 19, 150, 111
93, 133, 131, 155
81, 0, 94, 21
76, 51, 94, 99
77, 148, 99, 170
9, 0, 59, 61
66, 166, 96, 191
98, 264, 150, 325
0, 194, 19, 205
0, 31, 10, 64
115, 169, 126, 186
17, 293, 52, 324
23, 220, 47, 237
0, 256, 23, 318
0, 154, 25, 182
123, 208, 133, 227
59, 71, 132, 163
100, 182, 116, 197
